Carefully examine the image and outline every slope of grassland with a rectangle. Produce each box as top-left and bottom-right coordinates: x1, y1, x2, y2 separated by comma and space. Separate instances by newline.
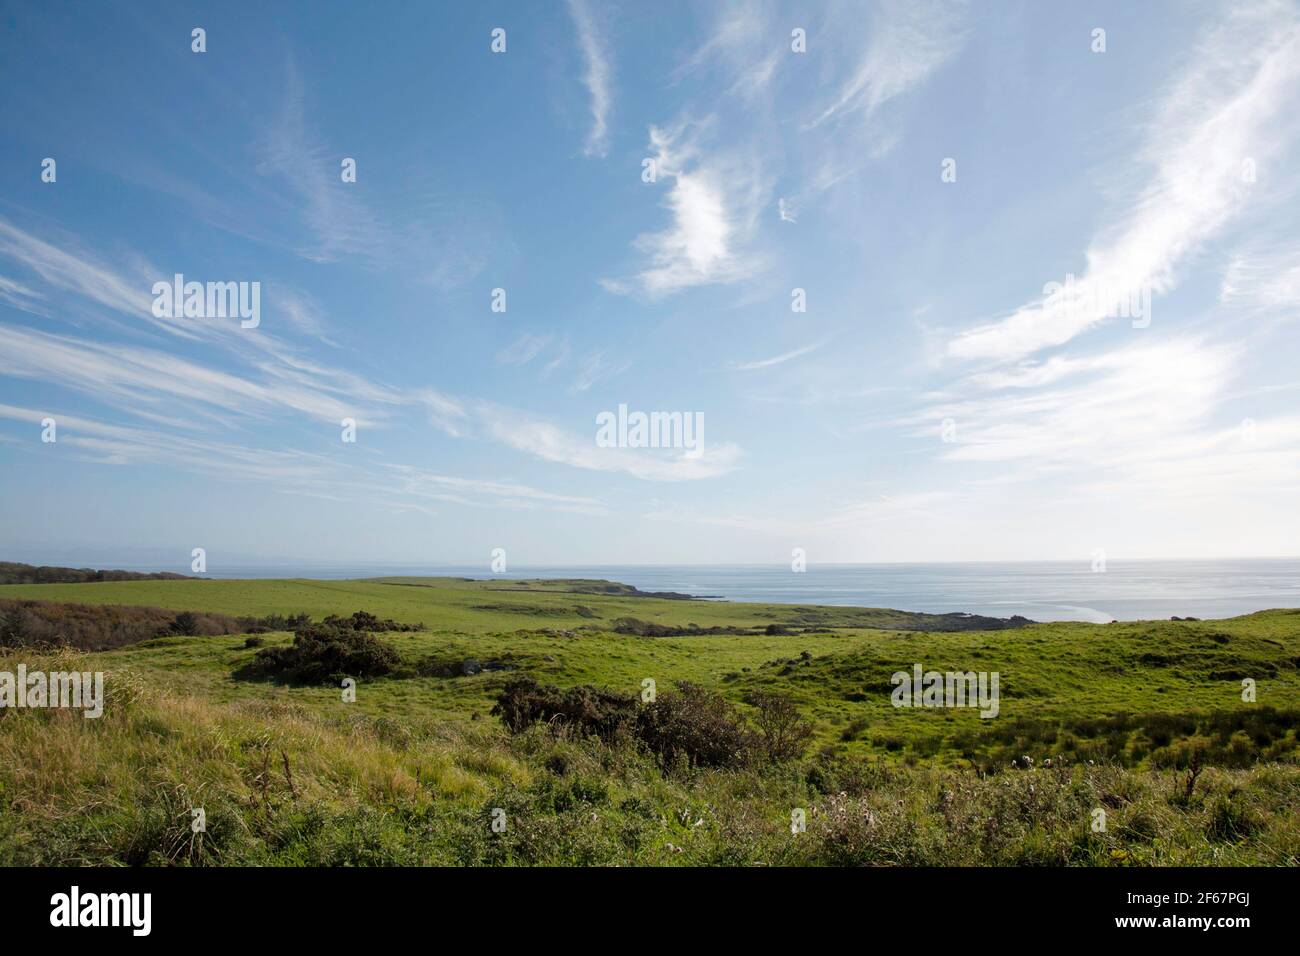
1, 576, 1297, 865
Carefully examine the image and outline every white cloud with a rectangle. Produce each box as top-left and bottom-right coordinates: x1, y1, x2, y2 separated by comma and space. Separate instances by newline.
255, 63, 384, 264
568, 350, 630, 392
567, 0, 613, 158
495, 332, 554, 366
479, 405, 742, 482
1220, 248, 1300, 312
0, 402, 604, 517
915, 335, 1300, 503
603, 122, 766, 297
0, 323, 396, 425
808, 0, 967, 129
0, 274, 45, 313
0, 217, 157, 325
384, 464, 606, 515
948, 4, 1300, 362
271, 287, 333, 340
727, 342, 821, 371
671, 1, 781, 102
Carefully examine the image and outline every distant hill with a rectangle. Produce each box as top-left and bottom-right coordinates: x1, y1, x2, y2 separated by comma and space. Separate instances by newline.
0, 561, 192, 585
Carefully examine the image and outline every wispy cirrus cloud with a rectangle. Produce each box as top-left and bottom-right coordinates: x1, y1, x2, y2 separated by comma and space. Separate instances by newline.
270, 286, 335, 342
0, 401, 338, 484
0, 216, 158, 327
670, 0, 781, 102
808, 0, 968, 130
255, 62, 385, 264
495, 332, 628, 393
727, 341, 821, 371
0, 323, 399, 426
567, 0, 613, 158
383, 464, 606, 515
250, 63, 508, 289
948, 3, 1300, 363
0, 213, 335, 358
913, 335, 1300, 502
0, 402, 602, 516
1220, 246, 1300, 313
496, 332, 554, 366
479, 405, 741, 482
0, 212, 720, 488
0, 274, 46, 315
569, 350, 630, 392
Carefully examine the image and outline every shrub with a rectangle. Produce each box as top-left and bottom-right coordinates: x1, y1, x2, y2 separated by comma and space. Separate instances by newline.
491, 677, 637, 738
492, 679, 815, 773
635, 682, 759, 771
321, 611, 422, 633
0, 598, 249, 650
750, 692, 815, 763
237, 624, 400, 685
242, 636, 265, 649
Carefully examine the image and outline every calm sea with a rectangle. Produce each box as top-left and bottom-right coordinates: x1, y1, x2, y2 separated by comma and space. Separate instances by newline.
176, 559, 1300, 623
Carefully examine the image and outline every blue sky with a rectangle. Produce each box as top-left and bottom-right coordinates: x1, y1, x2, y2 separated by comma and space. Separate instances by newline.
1, 0, 1299, 568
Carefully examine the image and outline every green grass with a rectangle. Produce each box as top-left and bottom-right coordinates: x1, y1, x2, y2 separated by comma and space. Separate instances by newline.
2, 576, 1297, 865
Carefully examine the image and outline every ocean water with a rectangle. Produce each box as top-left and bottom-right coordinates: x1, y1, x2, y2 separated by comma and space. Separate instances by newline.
183, 559, 1300, 623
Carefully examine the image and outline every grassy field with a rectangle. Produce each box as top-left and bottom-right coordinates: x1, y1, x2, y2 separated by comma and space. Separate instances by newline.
1, 576, 1297, 865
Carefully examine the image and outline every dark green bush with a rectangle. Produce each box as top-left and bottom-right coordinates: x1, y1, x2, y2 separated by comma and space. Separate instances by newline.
750, 691, 815, 763
321, 611, 423, 632
635, 681, 759, 770
492, 678, 798, 772
491, 677, 638, 738
238, 625, 400, 685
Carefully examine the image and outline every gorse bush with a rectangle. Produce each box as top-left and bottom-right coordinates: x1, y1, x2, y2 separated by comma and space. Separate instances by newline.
492, 678, 797, 771
239, 625, 401, 685
321, 610, 423, 633
635, 681, 759, 770
491, 677, 638, 738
